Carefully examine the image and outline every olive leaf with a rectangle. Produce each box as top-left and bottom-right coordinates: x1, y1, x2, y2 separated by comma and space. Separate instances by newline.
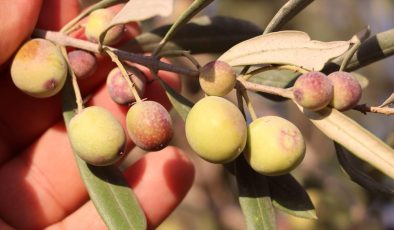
62, 73, 146, 230
379, 92, 394, 107
218, 30, 351, 71
99, 0, 174, 45
264, 0, 315, 34
159, 78, 193, 121
334, 142, 394, 196
121, 16, 262, 54
325, 28, 394, 72
148, 70, 193, 121
153, 0, 215, 54
234, 157, 277, 230
299, 106, 394, 179
268, 174, 317, 219
248, 69, 300, 88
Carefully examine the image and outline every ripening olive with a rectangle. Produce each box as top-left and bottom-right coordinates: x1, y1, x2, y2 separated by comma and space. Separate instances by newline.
244, 116, 305, 176
68, 106, 126, 166
185, 96, 247, 164
11, 39, 67, 98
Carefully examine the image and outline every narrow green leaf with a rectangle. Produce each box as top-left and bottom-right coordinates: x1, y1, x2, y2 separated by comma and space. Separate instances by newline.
154, 0, 215, 53
121, 16, 262, 54
62, 75, 147, 230
234, 157, 277, 230
325, 28, 394, 72
268, 174, 317, 219
264, 0, 315, 34
298, 106, 394, 179
334, 142, 394, 196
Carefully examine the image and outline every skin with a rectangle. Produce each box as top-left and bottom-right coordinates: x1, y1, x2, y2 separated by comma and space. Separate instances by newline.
0, 1, 193, 229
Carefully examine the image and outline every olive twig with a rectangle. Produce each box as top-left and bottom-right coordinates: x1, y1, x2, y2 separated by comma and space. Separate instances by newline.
238, 77, 293, 99
59, 46, 84, 113
353, 104, 394, 115
105, 48, 142, 102
32, 29, 199, 77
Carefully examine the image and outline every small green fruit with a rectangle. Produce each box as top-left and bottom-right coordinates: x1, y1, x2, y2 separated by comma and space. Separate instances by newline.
199, 60, 236, 96
10, 39, 67, 98
85, 8, 124, 45
126, 101, 173, 151
327, 71, 362, 111
68, 106, 126, 166
185, 96, 247, 164
244, 116, 305, 176
293, 71, 333, 111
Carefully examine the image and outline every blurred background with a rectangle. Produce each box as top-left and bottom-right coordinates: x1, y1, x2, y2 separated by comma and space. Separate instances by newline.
118, 0, 394, 229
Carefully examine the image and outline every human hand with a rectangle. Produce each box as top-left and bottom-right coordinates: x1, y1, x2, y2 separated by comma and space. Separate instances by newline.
0, 1, 195, 229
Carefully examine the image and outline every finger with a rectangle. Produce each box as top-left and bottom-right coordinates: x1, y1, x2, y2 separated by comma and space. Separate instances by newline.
0, 0, 42, 65
36, 0, 80, 31
47, 147, 194, 230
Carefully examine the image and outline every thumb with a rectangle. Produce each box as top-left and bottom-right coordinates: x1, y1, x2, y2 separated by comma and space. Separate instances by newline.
0, 0, 42, 66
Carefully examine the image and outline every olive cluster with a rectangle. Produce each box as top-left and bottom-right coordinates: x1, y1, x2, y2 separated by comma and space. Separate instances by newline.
10, 8, 174, 166
185, 61, 307, 176
293, 71, 362, 111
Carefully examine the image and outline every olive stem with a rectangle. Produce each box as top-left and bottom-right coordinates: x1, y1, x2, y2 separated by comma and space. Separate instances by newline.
60, 46, 84, 113
236, 89, 247, 118
105, 48, 142, 102
238, 77, 294, 99
236, 81, 257, 121
32, 29, 199, 77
